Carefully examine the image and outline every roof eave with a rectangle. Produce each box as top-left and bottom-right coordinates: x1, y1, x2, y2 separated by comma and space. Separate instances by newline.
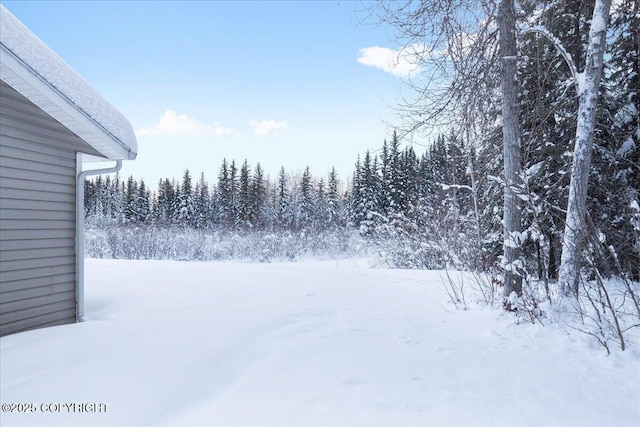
0, 44, 137, 161
0, 4, 137, 161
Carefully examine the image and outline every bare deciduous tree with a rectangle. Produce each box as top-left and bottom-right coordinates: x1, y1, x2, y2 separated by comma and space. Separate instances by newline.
368, 1, 500, 141
368, 1, 524, 301
557, 0, 613, 297
498, 0, 523, 300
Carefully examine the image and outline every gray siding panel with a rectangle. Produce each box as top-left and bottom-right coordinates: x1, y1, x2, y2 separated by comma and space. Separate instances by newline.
0, 143, 77, 167
1, 165, 76, 186
0, 238, 75, 251
1, 290, 76, 315
0, 123, 101, 156
0, 198, 75, 213
0, 246, 76, 262
0, 208, 74, 221
1, 278, 75, 301
0, 130, 85, 159
1, 256, 76, 273
0, 309, 75, 336
1, 155, 76, 176
0, 80, 80, 336
1, 265, 76, 289
1, 228, 76, 241
1, 188, 75, 203
0, 307, 76, 337
0, 219, 76, 230
1, 300, 75, 324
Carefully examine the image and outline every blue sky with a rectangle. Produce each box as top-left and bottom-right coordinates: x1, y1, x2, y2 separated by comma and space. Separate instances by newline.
4, 1, 418, 185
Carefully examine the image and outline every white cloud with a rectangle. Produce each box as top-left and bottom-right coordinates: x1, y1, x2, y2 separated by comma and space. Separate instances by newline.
357, 45, 422, 78
249, 119, 288, 136
137, 110, 234, 137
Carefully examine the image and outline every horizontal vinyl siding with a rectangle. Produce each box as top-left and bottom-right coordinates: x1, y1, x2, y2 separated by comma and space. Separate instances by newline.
0, 80, 82, 336
0, 228, 75, 241
2, 290, 76, 316
0, 246, 75, 262
1, 166, 76, 186
0, 198, 75, 213
1, 264, 76, 286
0, 238, 75, 251
1, 256, 77, 273
1, 207, 74, 221
1, 274, 75, 297
0, 307, 76, 337
1, 219, 76, 230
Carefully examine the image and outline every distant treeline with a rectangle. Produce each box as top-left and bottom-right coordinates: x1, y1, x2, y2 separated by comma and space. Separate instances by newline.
85, 132, 468, 236
86, 124, 637, 277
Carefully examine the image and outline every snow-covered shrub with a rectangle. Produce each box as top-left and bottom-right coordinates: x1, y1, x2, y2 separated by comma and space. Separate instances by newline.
85, 224, 366, 262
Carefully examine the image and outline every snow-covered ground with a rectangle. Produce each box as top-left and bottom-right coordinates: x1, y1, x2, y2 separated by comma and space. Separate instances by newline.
1, 259, 639, 427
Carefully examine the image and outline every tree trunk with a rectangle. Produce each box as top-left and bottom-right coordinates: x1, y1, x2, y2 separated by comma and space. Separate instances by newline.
548, 233, 558, 280
558, 0, 612, 297
499, 0, 523, 300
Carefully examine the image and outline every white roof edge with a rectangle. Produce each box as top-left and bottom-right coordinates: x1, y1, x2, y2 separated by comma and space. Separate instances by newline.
0, 4, 137, 160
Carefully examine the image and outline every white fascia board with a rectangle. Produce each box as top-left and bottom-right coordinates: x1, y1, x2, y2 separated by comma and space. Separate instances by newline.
0, 5, 137, 160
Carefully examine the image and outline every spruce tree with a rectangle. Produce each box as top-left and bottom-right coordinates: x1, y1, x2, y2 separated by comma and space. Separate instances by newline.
237, 160, 252, 228
216, 159, 232, 228
298, 166, 315, 231
315, 178, 329, 232
178, 169, 195, 227
327, 167, 343, 228
124, 175, 138, 223
276, 166, 292, 230
251, 163, 268, 230
194, 172, 211, 229
137, 179, 151, 223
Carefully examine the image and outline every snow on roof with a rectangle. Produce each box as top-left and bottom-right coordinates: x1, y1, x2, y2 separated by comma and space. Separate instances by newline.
0, 4, 137, 160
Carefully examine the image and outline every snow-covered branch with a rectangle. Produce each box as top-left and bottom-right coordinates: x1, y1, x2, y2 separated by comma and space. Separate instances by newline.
521, 25, 581, 94
440, 183, 474, 192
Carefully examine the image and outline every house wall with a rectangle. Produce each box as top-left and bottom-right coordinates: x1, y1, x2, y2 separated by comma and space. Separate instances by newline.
0, 80, 100, 336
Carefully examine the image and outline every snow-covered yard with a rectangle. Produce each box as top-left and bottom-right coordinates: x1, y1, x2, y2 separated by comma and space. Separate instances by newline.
1, 259, 639, 427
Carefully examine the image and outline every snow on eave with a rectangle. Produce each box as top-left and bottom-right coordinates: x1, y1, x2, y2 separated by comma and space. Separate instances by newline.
0, 4, 137, 160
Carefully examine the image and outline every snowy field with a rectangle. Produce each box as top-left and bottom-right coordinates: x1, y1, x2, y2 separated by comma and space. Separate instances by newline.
1, 259, 639, 427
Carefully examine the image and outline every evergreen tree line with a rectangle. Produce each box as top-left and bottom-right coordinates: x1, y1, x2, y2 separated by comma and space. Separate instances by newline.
349, 132, 482, 269
84, 130, 476, 245
85, 161, 349, 234
83, 131, 486, 266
